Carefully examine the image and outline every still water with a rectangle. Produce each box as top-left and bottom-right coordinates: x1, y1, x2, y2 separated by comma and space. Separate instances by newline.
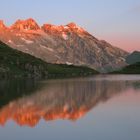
0, 75, 140, 140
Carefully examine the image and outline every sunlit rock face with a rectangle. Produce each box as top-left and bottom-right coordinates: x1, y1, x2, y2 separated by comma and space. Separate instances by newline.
0, 19, 128, 72
0, 20, 7, 29
11, 18, 40, 31
0, 77, 139, 127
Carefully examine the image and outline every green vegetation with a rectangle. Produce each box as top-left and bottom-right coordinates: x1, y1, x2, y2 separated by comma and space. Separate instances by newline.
0, 41, 98, 79
111, 62, 140, 74
0, 41, 48, 79
46, 64, 98, 78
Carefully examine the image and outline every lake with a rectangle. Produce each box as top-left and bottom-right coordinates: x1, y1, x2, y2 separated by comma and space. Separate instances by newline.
0, 75, 140, 140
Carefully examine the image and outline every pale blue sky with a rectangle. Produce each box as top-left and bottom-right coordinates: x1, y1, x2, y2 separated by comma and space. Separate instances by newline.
0, 0, 140, 52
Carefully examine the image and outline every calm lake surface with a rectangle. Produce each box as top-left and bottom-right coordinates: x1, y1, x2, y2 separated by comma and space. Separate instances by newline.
0, 75, 140, 140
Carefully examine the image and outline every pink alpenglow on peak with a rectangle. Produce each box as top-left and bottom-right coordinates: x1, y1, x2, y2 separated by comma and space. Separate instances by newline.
41, 22, 85, 34
0, 20, 7, 29
11, 18, 40, 31
67, 22, 84, 31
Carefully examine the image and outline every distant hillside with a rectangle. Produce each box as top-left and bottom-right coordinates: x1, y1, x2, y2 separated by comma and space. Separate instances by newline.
126, 51, 140, 64
0, 41, 98, 79
111, 62, 140, 74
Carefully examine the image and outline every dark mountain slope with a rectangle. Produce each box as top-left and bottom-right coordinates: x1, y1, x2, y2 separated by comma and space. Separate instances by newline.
111, 62, 140, 74
126, 51, 140, 64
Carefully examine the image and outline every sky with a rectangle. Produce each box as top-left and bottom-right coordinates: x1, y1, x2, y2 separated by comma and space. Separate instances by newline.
0, 0, 140, 52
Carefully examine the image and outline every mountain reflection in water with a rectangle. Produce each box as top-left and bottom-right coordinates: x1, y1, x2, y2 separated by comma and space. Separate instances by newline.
0, 75, 140, 127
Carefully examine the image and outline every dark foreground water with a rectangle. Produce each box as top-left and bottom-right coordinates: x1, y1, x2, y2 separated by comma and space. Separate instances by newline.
0, 75, 140, 140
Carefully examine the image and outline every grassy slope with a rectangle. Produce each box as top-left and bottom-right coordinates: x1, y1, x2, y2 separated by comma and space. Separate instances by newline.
0, 41, 99, 79
0, 41, 49, 78
111, 62, 140, 74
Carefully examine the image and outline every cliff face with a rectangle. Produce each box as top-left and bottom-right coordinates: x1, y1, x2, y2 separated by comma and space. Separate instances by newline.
0, 19, 128, 72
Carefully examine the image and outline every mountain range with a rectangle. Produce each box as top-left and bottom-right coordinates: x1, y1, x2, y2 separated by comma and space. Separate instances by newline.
0, 18, 129, 72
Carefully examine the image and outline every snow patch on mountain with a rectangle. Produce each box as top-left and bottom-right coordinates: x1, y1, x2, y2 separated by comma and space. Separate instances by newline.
8, 40, 13, 43
62, 32, 68, 40
64, 26, 69, 29
39, 44, 47, 49
46, 47, 54, 52
8, 40, 15, 45
16, 33, 21, 37
16, 44, 25, 47
21, 38, 34, 44
40, 44, 54, 52
66, 62, 73, 65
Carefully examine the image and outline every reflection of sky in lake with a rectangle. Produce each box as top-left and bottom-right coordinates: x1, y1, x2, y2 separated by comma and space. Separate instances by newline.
0, 75, 140, 140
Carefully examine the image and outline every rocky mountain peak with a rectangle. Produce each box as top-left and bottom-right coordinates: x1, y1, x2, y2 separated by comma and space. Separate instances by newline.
42, 24, 68, 34
42, 24, 58, 33
42, 24, 55, 30
0, 20, 6, 29
67, 22, 77, 28
66, 22, 84, 32
42, 22, 84, 34
11, 18, 40, 31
